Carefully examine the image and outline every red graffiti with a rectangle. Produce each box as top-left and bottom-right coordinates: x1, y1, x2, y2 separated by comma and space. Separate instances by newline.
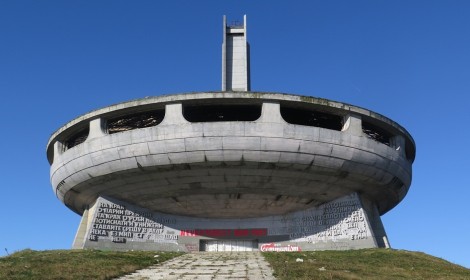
260, 243, 301, 252
180, 228, 267, 237
180, 229, 196, 236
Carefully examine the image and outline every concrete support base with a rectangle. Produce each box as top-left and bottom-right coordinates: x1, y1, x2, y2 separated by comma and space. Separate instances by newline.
75, 192, 388, 252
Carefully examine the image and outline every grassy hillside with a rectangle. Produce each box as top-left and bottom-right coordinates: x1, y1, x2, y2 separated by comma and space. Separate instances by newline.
0, 249, 182, 280
1, 248, 468, 279
263, 249, 470, 279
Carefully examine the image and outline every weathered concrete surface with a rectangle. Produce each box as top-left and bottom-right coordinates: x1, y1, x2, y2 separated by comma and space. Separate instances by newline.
47, 91, 414, 252
47, 93, 414, 218
46, 92, 415, 149
114, 252, 276, 280
75, 193, 386, 252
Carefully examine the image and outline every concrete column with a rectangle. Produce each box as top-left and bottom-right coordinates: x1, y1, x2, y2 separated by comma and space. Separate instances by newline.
160, 103, 189, 125
87, 118, 106, 140
257, 102, 284, 123
360, 195, 390, 248
72, 208, 89, 249
53, 141, 65, 163
342, 113, 363, 136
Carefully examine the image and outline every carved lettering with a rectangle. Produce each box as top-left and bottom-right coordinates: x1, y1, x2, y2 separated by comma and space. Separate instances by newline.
88, 198, 179, 244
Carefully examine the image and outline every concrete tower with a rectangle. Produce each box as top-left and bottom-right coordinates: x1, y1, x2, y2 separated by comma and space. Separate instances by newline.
222, 15, 250, 91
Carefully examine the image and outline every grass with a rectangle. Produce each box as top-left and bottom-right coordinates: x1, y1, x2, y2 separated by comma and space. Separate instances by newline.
0, 249, 183, 280
263, 248, 470, 280
2, 248, 469, 279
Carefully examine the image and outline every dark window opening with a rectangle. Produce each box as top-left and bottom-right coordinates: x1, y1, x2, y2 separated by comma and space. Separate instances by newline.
362, 121, 392, 146
183, 105, 261, 122
107, 110, 164, 134
65, 127, 89, 150
280, 107, 343, 131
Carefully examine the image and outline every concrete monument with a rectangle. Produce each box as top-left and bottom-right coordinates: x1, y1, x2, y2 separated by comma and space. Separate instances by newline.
47, 15, 415, 252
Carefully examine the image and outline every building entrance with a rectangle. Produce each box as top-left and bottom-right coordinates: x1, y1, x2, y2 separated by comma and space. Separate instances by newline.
202, 240, 257, 252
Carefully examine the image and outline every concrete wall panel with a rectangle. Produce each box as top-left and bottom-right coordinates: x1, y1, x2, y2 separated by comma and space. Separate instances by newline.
78, 193, 381, 252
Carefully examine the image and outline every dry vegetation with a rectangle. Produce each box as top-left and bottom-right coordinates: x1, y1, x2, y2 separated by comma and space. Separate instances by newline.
0, 249, 183, 280
1, 248, 469, 279
263, 249, 470, 280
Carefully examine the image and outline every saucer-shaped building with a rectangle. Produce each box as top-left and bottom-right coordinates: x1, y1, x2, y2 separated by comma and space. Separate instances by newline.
47, 16, 415, 252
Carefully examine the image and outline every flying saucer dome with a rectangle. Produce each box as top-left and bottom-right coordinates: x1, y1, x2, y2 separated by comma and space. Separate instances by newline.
46, 91, 415, 219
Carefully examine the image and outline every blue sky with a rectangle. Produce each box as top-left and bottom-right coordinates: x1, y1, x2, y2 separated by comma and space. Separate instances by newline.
1, 0, 469, 268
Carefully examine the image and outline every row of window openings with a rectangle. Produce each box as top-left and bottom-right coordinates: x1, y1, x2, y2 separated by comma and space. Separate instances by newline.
64, 105, 393, 151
